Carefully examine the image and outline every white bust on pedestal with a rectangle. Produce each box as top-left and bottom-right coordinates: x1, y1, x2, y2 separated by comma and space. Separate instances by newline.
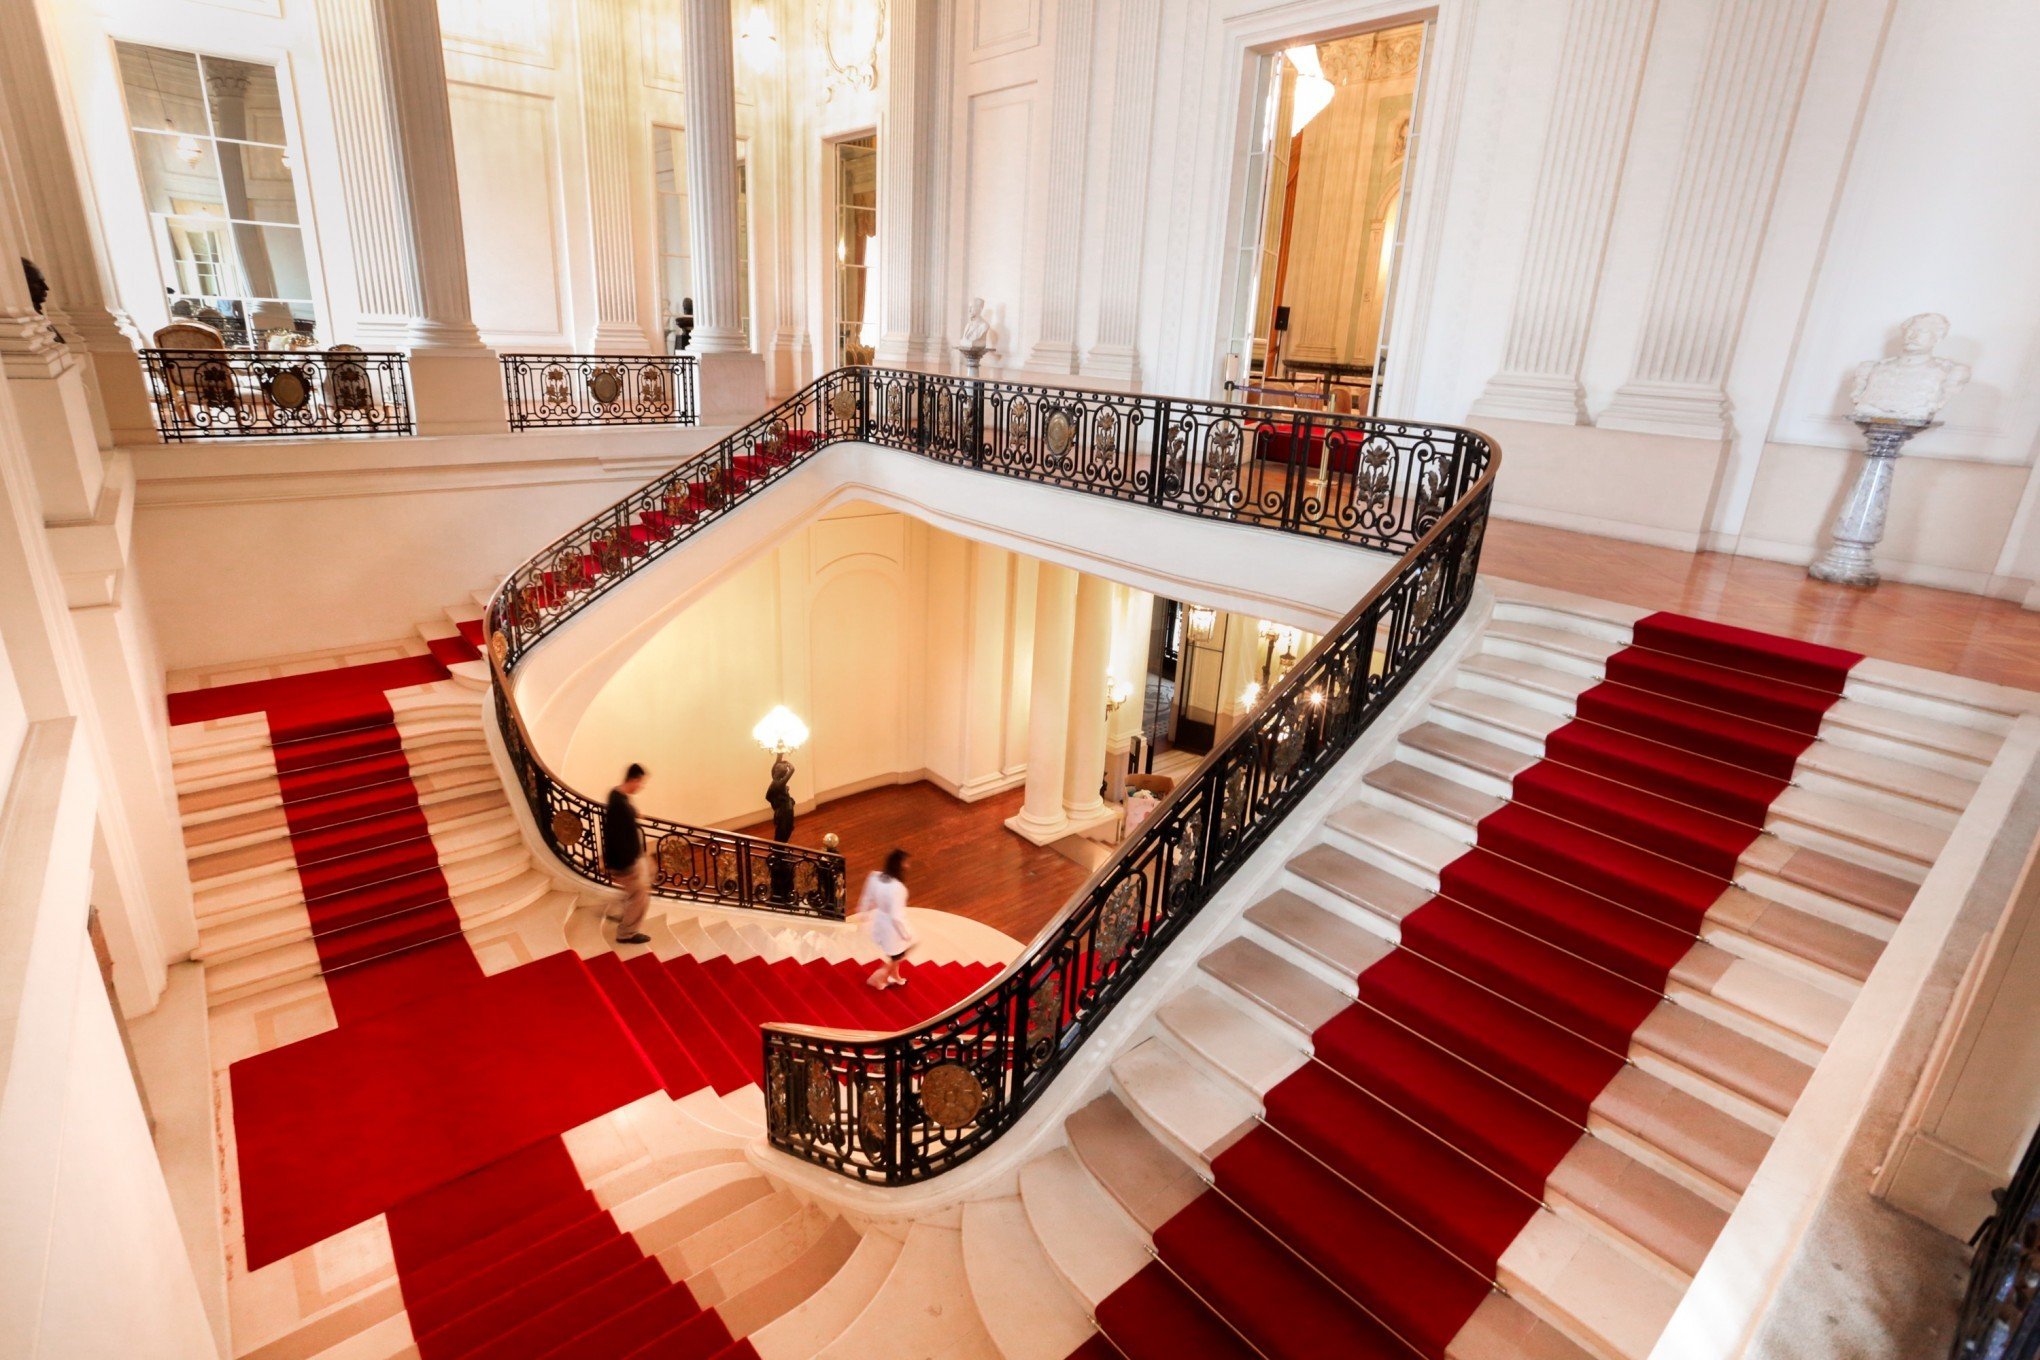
1847, 312, 1971, 423
956, 298, 996, 377
1810, 313, 1971, 588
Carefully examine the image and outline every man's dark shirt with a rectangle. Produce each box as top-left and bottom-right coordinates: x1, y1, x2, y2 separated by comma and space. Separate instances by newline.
603, 787, 642, 871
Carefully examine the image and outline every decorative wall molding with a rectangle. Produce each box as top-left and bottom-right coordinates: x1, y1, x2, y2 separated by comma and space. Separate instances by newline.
1469, 0, 1657, 426
435, 0, 556, 69
1022, 0, 1095, 373
1082, 0, 1161, 383
969, 0, 1043, 61
1598, 0, 1825, 441
817, 0, 887, 98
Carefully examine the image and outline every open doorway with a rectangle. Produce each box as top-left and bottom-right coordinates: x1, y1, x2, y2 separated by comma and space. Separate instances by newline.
1225, 22, 1429, 416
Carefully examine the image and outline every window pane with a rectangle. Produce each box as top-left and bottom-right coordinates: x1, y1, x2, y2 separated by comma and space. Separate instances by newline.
164, 217, 239, 298
231, 223, 312, 301
219, 142, 298, 223
118, 44, 208, 136
653, 127, 681, 193
134, 130, 226, 217
202, 56, 285, 145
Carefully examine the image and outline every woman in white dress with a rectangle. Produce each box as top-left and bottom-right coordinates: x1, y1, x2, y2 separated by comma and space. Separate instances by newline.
856, 848, 916, 989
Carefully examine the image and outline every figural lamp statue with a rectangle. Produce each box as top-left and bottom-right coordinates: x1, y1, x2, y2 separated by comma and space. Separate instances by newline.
1809, 312, 1972, 588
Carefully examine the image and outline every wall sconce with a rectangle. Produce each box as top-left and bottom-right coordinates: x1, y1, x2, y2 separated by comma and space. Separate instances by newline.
738, 4, 781, 71
752, 704, 809, 755
1186, 604, 1217, 643
1240, 681, 1262, 710
1105, 673, 1133, 714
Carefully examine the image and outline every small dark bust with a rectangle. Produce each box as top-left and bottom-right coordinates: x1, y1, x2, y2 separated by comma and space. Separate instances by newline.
20, 258, 59, 342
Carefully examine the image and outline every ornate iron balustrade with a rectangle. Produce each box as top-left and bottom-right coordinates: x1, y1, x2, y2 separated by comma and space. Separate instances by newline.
481, 366, 1497, 1158
1954, 1121, 2040, 1360
142, 347, 413, 440
502, 353, 700, 430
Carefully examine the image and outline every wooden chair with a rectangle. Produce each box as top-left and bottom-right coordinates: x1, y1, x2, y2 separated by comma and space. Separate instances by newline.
150, 321, 236, 418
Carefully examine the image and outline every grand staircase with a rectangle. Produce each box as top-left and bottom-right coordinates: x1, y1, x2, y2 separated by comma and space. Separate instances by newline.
989, 587, 2003, 1360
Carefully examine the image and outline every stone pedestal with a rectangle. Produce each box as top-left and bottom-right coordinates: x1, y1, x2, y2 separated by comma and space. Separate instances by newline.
1809, 419, 1932, 588
696, 352, 769, 425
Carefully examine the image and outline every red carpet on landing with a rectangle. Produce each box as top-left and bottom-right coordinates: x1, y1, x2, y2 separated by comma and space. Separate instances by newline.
1081, 612, 1860, 1358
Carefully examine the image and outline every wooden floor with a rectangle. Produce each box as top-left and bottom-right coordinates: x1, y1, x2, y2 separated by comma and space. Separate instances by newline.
735, 782, 1090, 944
1485, 520, 2040, 691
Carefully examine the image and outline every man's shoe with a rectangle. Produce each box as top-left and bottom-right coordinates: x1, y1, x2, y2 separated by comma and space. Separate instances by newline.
617, 933, 652, 946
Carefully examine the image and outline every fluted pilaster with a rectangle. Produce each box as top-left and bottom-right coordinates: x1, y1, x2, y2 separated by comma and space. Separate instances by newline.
766, 0, 809, 383
1024, 0, 1095, 373
0, 0, 154, 442
313, 0, 421, 345
1081, 0, 1161, 382
377, 0, 484, 350
874, 0, 946, 364
1469, 0, 1658, 425
683, 0, 748, 354
580, 0, 646, 351
1599, 0, 1824, 439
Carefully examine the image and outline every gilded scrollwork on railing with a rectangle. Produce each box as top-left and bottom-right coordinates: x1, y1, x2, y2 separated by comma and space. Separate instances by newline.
142, 347, 413, 440
502, 353, 701, 430
483, 363, 1495, 1170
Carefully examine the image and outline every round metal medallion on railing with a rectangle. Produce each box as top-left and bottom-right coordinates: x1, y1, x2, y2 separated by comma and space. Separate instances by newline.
488, 630, 509, 669
1044, 408, 1076, 456
266, 367, 312, 411
1097, 878, 1140, 963
589, 368, 624, 406
827, 387, 858, 424
549, 809, 586, 846
919, 1062, 986, 1129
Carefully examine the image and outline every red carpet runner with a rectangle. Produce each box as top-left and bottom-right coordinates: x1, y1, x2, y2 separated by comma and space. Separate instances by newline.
195, 642, 999, 1353
1082, 612, 1862, 1358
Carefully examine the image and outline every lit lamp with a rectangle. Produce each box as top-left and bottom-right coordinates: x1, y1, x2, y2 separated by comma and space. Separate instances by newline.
753, 706, 808, 844
1284, 45, 1336, 133
1240, 681, 1263, 711
1105, 672, 1134, 715
1185, 603, 1217, 643
737, 4, 780, 70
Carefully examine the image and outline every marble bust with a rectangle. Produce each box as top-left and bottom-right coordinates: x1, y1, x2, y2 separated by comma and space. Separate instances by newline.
1849, 312, 1971, 423
959, 297, 993, 352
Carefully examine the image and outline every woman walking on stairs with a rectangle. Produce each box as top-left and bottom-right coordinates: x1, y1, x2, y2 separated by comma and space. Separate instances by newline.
858, 848, 916, 989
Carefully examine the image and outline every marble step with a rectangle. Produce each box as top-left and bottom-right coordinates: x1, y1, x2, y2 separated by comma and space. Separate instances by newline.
960, 1197, 1098, 1360
1281, 845, 1846, 1059
179, 754, 501, 853
1016, 1147, 1151, 1309
192, 813, 523, 925
748, 1230, 905, 1360
177, 738, 497, 830
810, 1222, 1000, 1360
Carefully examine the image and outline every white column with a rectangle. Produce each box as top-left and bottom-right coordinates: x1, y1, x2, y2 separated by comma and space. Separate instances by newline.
376, 0, 508, 433
956, 541, 1016, 799
874, 0, 946, 365
579, 0, 649, 352
1024, 0, 1096, 373
1063, 572, 1114, 823
683, 0, 748, 355
1598, 0, 1825, 440
312, 0, 421, 347
1469, 0, 1658, 425
1081, 0, 1161, 383
0, 0, 154, 446
1104, 583, 1152, 799
1006, 563, 1077, 844
0, 126, 102, 522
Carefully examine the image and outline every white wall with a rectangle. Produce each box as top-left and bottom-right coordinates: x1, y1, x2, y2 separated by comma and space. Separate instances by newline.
560, 502, 1038, 827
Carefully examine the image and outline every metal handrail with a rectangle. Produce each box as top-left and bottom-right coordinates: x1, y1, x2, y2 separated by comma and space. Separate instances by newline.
501, 352, 700, 430
482, 366, 1498, 1174
141, 346, 413, 440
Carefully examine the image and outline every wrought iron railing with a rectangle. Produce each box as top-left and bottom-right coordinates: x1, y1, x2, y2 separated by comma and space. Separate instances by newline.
1954, 1122, 2040, 1360
142, 347, 413, 440
483, 367, 1497, 1172
502, 353, 700, 430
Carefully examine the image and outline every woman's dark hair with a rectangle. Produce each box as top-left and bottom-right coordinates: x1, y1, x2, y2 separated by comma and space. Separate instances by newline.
882, 848, 910, 882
